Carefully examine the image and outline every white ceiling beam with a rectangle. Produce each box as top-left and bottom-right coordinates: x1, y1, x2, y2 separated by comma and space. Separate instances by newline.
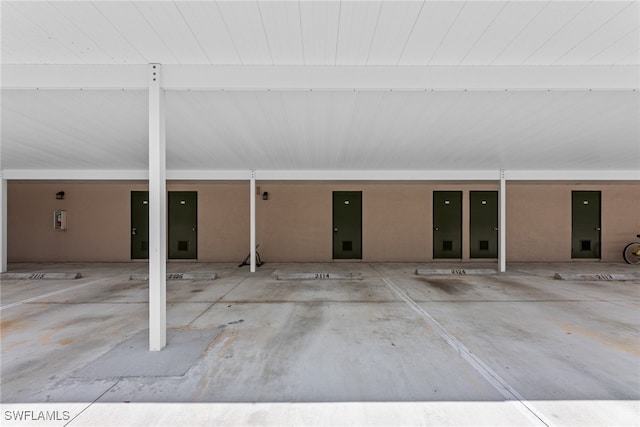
3, 65, 638, 90
2, 65, 148, 90
3, 169, 637, 182
504, 170, 640, 181
165, 65, 639, 90
167, 170, 250, 180
2, 170, 149, 180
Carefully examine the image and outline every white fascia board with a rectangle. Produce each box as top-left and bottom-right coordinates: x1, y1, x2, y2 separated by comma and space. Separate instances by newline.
163, 65, 639, 91
505, 170, 640, 181
3, 65, 638, 91
2, 65, 148, 90
255, 170, 500, 181
167, 170, 250, 180
3, 170, 149, 180
3, 169, 496, 181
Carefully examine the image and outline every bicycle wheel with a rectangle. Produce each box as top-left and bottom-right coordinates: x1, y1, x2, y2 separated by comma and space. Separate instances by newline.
623, 242, 640, 264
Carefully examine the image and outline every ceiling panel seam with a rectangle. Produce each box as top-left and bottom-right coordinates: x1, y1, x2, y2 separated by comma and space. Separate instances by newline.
215, 1, 244, 65
552, 1, 635, 65
588, 25, 640, 64
427, 1, 466, 65
49, 2, 114, 63
521, 1, 592, 65
256, 1, 275, 65
91, 3, 148, 63
174, 2, 213, 64
131, 3, 179, 63
364, 91, 389, 157
6, 2, 84, 64
490, 1, 549, 65
303, 91, 312, 165
458, 1, 509, 66
365, 1, 384, 65
297, 0, 306, 65
614, 43, 640, 65
10, 95, 129, 162
396, 0, 426, 66
334, 1, 342, 66
341, 91, 361, 162
252, 91, 279, 166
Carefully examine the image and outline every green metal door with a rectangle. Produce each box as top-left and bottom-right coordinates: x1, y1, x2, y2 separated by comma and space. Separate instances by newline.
433, 191, 462, 259
131, 191, 149, 259
470, 191, 498, 258
572, 191, 601, 259
333, 191, 362, 259
168, 191, 198, 259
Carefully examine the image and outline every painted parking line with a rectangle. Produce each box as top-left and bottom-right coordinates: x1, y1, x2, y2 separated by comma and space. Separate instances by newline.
369, 264, 554, 427
0, 278, 111, 311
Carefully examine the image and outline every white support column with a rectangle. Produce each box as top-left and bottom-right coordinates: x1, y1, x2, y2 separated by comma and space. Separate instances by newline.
149, 64, 167, 351
499, 170, 507, 273
250, 170, 256, 273
0, 172, 7, 273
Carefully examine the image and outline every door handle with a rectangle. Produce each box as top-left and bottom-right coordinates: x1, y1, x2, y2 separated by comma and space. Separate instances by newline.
192, 227, 197, 232
334, 228, 338, 233
493, 227, 499, 231
595, 227, 601, 231
434, 227, 439, 231
132, 227, 137, 235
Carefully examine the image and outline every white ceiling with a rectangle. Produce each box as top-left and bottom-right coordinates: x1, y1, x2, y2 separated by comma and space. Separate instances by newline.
4, 88, 638, 171
1, 1, 639, 174
3, 1, 639, 66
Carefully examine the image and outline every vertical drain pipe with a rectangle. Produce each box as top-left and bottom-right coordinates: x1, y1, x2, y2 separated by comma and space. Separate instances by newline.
250, 170, 256, 273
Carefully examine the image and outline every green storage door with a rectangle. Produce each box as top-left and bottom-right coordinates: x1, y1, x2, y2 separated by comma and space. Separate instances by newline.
131, 191, 198, 260
470, 191, 498, 258
433, 191, 462, 259
333, 191, 362, 259
131, 191, 149, 259
572, 191, 601, 259
168, 191, 198, 259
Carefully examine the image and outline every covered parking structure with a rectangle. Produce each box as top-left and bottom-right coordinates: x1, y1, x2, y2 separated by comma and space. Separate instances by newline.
1, 2, 640, 425
1, 0, 639, 361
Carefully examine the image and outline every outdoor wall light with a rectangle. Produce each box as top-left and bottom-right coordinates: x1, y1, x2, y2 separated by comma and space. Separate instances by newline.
262, 192, 269, 201
56, 191, 65, 200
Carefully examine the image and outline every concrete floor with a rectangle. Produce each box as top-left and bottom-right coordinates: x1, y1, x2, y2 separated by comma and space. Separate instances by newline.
1, 262, 638, 426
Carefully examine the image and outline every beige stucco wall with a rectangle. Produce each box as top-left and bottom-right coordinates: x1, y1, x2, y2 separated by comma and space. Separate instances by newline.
506, 182, 640, 262
598, 184, 640, 262
8, 182, 144, 262
255, 182, 499, 262
7, 181, 639, 263
7, 181, 248, 263
506, 184, 572, 262
256, 182, 432, 262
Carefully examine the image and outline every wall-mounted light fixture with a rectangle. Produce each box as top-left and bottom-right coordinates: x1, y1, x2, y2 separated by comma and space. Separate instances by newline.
262, 192, 269, 201
56, 191, 65, 200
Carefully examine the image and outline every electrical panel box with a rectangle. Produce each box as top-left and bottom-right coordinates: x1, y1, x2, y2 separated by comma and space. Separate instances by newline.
54, 210, 67, 231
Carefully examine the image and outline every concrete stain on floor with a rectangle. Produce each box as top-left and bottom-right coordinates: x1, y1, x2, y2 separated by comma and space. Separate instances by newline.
1, 262, 639, 426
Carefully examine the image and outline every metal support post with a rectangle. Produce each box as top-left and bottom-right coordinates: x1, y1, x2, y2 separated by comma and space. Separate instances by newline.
499, 170, 507, 273
250, 170, 256, 273
149, 64, 167, 351
0, 172, 7, 273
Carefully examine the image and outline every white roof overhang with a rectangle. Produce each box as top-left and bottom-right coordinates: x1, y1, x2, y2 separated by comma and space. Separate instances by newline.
1, 1, 639, 181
